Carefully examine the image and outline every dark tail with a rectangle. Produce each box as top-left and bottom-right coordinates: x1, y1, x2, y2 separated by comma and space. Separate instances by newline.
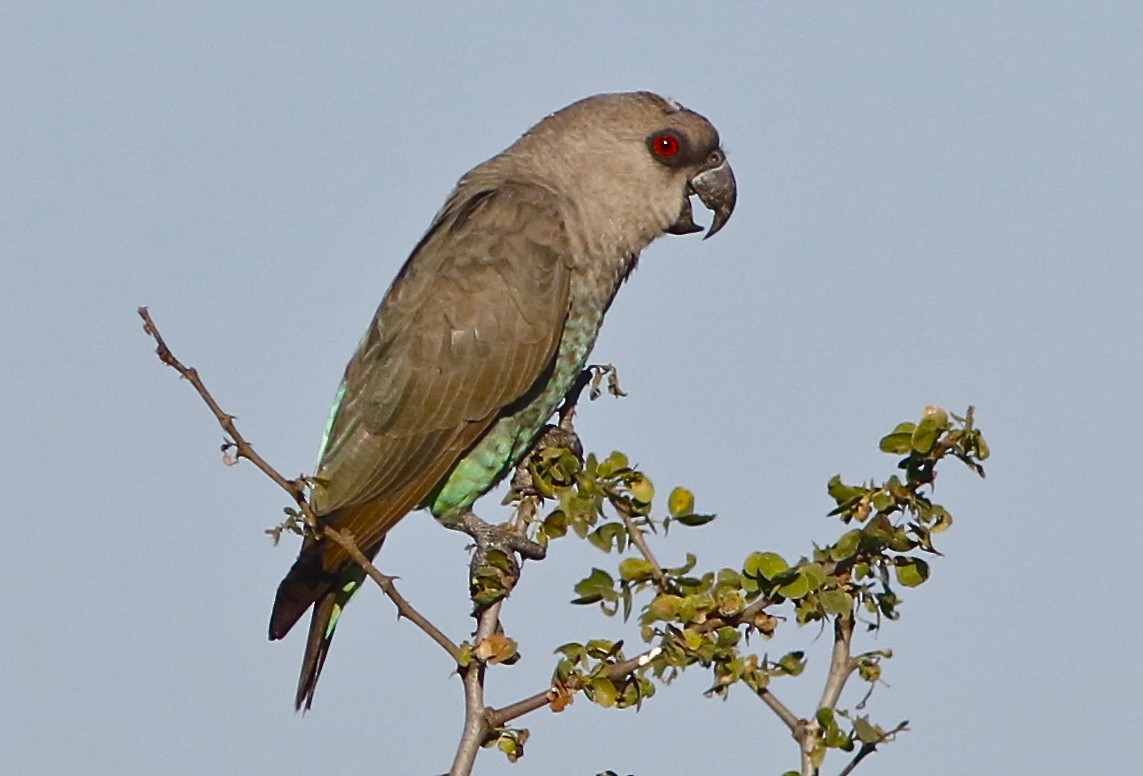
294, 577, 357, 711
270, 538, 383, 711
270, 541, 331, 642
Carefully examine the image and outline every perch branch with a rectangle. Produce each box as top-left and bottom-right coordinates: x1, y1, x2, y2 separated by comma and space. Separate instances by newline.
322, 527, 460, 659
819, 615, 856, 711
755, 686, 800, 734
449, 600, 502, 776
137, 306, 309, 511
138, 306, 458, 659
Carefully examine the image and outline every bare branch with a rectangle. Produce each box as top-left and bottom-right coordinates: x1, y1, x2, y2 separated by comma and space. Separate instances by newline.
137, 307, 311, 516
138, 307, 458, 658
819, 615, 856, 711
754, 686, 800, 735
486, 688, 557, 728
322, 526, 460, 659
449, 600, 502, 776
749, 615, 859, 775
800, 733, 815, 776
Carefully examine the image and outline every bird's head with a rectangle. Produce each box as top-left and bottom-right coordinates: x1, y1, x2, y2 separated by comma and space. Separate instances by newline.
486, 92, 737, 257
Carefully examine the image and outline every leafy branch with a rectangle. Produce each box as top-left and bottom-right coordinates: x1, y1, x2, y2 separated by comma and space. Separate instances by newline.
141, 305, 988, 775
507, 404, 988, 775
138, 309, 647, 774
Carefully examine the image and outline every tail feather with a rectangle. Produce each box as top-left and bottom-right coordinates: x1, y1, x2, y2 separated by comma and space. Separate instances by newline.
295, 591, 336, 710
271, 537, 384, 711
294, 561, 368, 711
269, 540, 332, 641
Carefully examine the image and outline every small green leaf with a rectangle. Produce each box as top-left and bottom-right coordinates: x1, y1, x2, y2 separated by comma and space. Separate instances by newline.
744, 551, 788, 581
820, 589, 853, 616
778, 572, 810, 600
572, 568, 615, 604
830, 529, 863, 561
827, 475, 865, 503
668, 486, 694, 516
800, 562, 827, 591
927, 505, 954, 533
588, 523, 626, 553
618, 557, 655, 581
921, 405, 949, 426
673, 512, 716, 527
776, 650, 805, 676
588, 677, 618, 708
584, 639, 621, 658
542, 510, 569, 539
627, 474, 654, 504
879, 423, 915, 454
682, 628, 705, 651
870, 489, 895, 512
852, 715, 885, 744
554, 642, 585, 661
857, 659, 881, 683
975, 432, 991, 460
895, 557, 930, 587
911, 417, 939, 453
647, 594, 682, 620
664, 553, 699, 577
596, 451, 628, 478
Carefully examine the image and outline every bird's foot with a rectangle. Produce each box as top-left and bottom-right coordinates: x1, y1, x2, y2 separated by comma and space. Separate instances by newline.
444, 510, 546, 608
445, 510, 547, 563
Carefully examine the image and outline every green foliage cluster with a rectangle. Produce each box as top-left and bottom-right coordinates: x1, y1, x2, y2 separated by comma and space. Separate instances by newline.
492, 406, 988, 772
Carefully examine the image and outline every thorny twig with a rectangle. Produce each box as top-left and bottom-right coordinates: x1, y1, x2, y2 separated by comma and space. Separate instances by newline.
449, 598, 503, 776
138, 307, 458, 658
137, 307, 310, 514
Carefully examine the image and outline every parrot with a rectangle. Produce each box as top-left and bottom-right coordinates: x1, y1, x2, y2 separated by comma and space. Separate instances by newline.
269, 91, 736, 710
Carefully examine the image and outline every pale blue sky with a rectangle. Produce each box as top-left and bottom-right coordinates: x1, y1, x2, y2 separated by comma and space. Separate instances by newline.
4, 2, 1141, 774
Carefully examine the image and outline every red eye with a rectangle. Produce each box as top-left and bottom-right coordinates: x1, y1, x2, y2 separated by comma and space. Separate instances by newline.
653, 134, 680, 157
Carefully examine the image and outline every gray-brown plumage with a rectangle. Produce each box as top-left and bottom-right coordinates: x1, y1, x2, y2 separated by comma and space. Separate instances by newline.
270, 91, 736, 709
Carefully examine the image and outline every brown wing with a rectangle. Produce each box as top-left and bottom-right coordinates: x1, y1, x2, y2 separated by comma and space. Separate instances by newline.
317, 180, 571, 563
270, 181, 573, 640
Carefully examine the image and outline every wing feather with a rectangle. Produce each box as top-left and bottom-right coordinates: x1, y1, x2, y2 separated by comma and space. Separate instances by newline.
310, 181, 573, 568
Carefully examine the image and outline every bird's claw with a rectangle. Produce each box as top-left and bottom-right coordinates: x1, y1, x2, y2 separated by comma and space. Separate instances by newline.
444, 510, 546, 608
444, 510, 546, 562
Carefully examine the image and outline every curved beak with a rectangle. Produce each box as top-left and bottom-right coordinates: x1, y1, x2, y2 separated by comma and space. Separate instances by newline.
666, 152, 738, 239
691, 154, 736, 239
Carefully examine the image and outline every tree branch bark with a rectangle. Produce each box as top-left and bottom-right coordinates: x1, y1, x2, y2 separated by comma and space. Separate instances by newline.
448, 600, 501, 776
754, 686, 800, 734
138, 306, 310, 513
819, 615, 856, 711
322, 526, 460, 659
